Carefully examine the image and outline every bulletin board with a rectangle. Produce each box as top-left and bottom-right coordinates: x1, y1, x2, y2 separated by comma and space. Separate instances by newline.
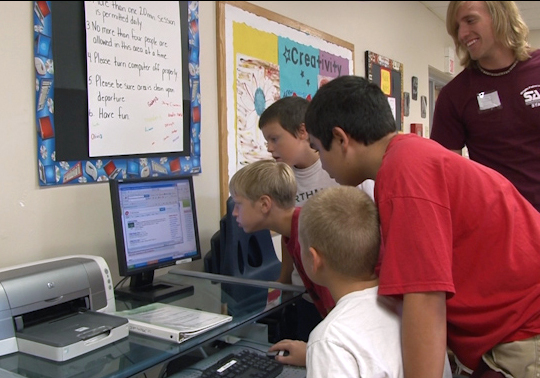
33, 1, 201, 186
365, 50, 403, 131
216, 1, 355, 214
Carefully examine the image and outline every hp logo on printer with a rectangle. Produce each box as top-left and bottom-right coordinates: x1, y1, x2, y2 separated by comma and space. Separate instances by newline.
47, 282, 55, 289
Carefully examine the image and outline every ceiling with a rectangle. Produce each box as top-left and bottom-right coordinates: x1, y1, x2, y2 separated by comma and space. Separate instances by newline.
420, 1, 540, 31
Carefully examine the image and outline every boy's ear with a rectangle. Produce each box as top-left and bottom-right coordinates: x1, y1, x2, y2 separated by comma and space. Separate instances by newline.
308, 246, 324, 274
297, 123, 309, 140
331, 127, 350, 151
258, 194, 272, 214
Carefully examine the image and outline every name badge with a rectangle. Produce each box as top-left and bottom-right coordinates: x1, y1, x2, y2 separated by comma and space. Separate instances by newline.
477, 91, 501, 111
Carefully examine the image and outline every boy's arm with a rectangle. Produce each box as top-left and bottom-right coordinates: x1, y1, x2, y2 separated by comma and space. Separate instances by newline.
402, 291, 447, 378
277, 237, 294, 284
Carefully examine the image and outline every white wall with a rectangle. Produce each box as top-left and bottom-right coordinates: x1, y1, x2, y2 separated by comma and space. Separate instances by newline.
530, 29, 540, 47
0, 1, 454, 284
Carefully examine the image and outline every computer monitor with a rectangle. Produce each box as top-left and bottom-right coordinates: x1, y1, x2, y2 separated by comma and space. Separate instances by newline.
109, 175, 201, 302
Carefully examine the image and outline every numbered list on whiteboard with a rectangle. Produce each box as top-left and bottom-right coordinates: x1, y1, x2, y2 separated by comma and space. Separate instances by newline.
85, 1, 184, 157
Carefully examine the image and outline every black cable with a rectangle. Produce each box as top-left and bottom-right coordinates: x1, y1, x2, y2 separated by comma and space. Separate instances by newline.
114, 276, 129, 290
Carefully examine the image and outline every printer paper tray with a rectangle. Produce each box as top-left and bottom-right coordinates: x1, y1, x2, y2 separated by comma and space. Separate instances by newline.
16, 311, 129, 362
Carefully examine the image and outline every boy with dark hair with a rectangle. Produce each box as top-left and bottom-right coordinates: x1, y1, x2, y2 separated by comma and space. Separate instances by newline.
304, 74, 540, 378
258, 96, 341, 341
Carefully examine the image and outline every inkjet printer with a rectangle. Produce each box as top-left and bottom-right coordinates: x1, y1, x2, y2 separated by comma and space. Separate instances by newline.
0, 255, 129, 362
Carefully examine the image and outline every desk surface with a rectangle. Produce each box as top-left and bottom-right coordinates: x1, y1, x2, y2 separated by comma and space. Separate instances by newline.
0, 270, 304, 378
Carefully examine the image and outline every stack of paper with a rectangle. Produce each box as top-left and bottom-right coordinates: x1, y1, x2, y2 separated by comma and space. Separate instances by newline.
115, 303, 232, 343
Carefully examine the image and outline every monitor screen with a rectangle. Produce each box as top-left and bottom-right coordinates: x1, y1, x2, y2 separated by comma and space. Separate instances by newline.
109, 175, 201, 301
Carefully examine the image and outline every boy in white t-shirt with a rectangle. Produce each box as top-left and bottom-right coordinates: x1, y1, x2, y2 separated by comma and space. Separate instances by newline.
271, 186, 452, 378
299, 186, 402, 377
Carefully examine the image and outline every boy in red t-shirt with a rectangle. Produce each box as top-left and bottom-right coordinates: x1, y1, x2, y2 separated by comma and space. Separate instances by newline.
304, 74, 540, 378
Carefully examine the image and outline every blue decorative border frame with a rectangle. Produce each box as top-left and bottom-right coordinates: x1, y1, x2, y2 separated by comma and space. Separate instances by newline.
34, 1, 201, 186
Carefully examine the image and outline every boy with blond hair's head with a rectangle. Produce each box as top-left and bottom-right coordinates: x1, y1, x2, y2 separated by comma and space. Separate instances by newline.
298, 186, 379, 284
228, 159, 296, 215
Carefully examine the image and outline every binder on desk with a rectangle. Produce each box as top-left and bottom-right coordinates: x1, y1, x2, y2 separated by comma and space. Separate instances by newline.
115, 303, 232, 343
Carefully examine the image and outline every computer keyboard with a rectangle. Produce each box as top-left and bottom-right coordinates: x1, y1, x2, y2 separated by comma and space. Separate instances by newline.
200, 349, 284, 378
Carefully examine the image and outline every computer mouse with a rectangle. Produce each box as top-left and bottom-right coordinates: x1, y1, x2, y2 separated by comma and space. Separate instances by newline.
266, 350, 289, 359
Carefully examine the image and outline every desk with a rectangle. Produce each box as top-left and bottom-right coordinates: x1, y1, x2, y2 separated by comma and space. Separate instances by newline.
0, 270, 304, 378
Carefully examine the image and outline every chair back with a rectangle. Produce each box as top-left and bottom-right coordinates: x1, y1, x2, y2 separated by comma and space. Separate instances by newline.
218, 197, 281, 280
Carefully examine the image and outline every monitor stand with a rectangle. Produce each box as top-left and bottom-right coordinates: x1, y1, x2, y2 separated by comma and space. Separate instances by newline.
114, 271, 194, 302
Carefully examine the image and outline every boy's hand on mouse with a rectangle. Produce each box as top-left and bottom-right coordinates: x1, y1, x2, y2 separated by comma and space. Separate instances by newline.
268, 339, 307, 367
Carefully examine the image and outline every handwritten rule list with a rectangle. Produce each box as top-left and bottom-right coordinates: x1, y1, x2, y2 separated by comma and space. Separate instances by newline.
85, 1, 184, 157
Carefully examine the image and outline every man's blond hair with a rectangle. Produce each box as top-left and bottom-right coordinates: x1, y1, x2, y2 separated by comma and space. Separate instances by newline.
298, 186, 380, 278
229, 159, 296, 209
446, 1, 531, 68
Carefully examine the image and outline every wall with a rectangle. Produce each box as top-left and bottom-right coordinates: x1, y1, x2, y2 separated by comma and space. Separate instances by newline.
0, 1, 456, 284
530, 29, 540, 47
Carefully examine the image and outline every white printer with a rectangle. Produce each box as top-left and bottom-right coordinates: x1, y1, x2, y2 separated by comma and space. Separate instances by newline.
0, 255, 129, 362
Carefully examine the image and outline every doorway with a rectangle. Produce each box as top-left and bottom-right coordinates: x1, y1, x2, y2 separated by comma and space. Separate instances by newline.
428, 66, 469, 157
428, 66, 453, 136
